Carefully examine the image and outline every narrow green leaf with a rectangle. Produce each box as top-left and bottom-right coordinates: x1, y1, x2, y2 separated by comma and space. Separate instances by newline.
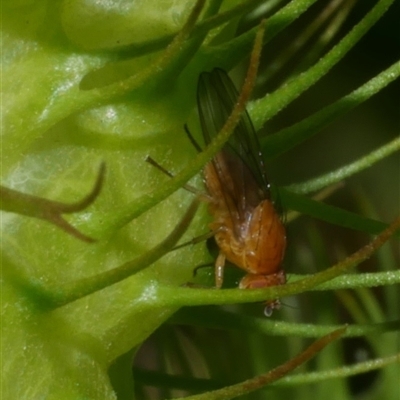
260, 61, 400, 158
280, 189, 392, 235
250, 0, 397, 130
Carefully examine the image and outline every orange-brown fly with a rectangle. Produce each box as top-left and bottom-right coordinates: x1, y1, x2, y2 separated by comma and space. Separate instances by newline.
195, 68, 286, 315
146, 68, 286, 315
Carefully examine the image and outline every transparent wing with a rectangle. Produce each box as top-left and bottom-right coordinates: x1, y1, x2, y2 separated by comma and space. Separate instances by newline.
197, 68, 270, 220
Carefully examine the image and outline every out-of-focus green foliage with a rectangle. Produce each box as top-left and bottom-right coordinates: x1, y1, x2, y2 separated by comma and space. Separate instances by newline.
1, 1, 399, 399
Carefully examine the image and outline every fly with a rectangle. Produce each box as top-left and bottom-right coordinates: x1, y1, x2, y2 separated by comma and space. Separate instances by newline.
196, 68, 286, 315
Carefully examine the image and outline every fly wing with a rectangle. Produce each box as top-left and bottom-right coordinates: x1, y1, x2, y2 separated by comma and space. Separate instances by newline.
197, 68, 270, 223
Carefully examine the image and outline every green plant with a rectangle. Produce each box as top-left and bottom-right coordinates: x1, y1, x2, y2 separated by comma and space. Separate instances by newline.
1, 1, 399, 399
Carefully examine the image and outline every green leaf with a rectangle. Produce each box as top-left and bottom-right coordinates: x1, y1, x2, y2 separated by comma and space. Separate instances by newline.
2, 1, 398, 399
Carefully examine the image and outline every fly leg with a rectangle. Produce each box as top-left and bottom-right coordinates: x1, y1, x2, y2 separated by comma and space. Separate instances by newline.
145, 156, 210, 200
186, 242, 226, 287
172, 229, 216, 252
214, 252, 226, 289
